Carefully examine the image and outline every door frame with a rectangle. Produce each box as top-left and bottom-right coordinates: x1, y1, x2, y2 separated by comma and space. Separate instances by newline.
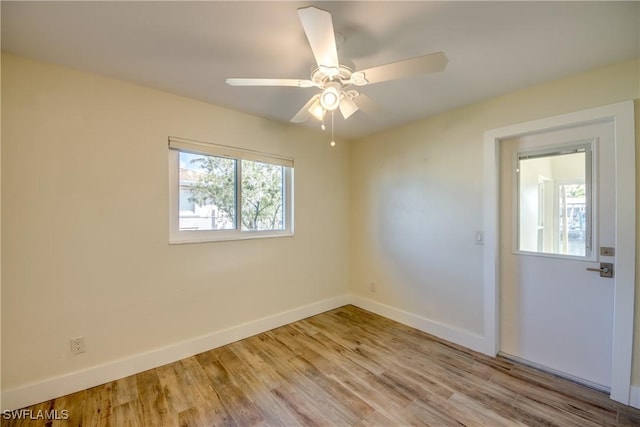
482, 101, 636, 404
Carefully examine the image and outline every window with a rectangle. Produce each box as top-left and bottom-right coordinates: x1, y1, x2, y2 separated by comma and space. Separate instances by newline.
515, 142, 593, 258
169, 137, 293, 243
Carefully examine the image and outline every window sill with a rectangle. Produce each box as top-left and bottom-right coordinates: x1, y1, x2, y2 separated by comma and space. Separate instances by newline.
169, 230, 294, 244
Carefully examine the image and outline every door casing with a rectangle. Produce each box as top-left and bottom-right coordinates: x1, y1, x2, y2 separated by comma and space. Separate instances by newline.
482, 101, 636, 404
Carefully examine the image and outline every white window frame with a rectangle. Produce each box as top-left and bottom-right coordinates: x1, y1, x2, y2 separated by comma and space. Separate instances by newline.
169, 136, 294, 244
512, 141, 595, 261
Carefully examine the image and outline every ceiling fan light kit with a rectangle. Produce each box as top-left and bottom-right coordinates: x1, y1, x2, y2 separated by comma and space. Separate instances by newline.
226, 5, 448, 145
320, 83, 341, 111
308, 96, 326, 121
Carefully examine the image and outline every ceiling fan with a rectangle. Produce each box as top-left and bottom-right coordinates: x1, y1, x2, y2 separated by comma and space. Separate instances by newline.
226, 6, 448, 125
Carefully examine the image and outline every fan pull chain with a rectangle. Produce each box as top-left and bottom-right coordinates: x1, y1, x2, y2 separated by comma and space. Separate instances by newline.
330, 111, 336, 147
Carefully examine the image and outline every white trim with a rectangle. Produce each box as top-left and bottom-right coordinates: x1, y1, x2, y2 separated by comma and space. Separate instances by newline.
1, 294, 351, 411
349, 295, 486, 354
482, 100, 636, 405
630, 386, 640, 409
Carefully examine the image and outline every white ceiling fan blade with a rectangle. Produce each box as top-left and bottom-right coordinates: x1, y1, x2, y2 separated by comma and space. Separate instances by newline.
226, 78, 315, 88
339, 96, 359, 120
290, 95, 320, 123
352, 92, 383, 115
357, 52, 448, 85
297, 6, 340, 70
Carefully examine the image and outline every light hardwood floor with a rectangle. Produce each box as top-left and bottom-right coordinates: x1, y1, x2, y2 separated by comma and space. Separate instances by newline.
4, 305, 640, 426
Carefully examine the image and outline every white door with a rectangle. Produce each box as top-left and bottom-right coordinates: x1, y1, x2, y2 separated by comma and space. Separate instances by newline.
499, 120, 615, 390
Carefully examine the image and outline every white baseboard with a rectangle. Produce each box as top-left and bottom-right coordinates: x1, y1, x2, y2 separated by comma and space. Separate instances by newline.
348, 295, 486, 355
5, 293, 635, 412
630, 385, 640, 409
1, 294, 350, 411
349, 296, 640, 408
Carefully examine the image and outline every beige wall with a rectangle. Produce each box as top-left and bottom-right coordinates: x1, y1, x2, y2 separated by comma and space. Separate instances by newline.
3, 52, 640, 402
349, 59, 640, 382
1, 54, 350, 390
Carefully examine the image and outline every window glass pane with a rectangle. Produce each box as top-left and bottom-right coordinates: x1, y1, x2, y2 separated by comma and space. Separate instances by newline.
179, 189, 196, 212
559, 183, 587, 256
179, 151, 236, 230
518, 150, 588, 256
241, 160, 284, 231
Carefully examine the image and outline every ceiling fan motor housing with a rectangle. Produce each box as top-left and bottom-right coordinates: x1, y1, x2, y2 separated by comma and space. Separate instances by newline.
311, 65, 354, 86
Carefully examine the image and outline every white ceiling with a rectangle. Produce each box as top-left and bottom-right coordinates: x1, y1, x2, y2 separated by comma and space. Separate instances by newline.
2, 1, 639, 139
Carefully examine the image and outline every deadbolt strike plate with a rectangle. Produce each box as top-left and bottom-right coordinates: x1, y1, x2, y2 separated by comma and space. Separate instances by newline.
600, 247, 615, 256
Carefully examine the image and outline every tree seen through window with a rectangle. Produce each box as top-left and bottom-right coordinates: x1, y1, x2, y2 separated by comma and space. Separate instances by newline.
182, 153, 284, 231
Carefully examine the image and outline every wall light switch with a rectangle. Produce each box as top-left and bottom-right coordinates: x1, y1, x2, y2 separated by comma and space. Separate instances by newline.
475, 231, 484, 245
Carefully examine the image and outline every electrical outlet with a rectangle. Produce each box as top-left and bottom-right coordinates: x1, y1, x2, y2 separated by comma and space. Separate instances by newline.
70, 337, 86, 355
370, 282, 376, 292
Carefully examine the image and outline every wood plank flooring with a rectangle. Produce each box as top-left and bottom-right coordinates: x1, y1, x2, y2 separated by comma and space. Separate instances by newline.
3, 305, 640, 426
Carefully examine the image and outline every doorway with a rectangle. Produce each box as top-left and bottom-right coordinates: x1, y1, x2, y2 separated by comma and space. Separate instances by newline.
482, 101, 636, 404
